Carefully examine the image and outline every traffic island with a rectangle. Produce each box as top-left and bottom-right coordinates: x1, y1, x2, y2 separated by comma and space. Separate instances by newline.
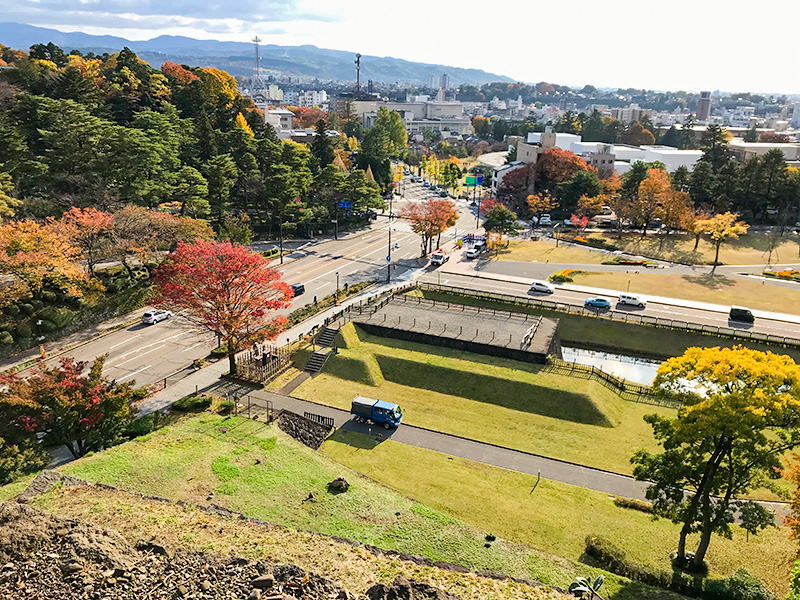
353, 295, 559, 364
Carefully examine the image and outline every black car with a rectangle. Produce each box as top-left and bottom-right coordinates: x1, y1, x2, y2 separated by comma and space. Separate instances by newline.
290, 283, 305, 296
438, 190, 448, 197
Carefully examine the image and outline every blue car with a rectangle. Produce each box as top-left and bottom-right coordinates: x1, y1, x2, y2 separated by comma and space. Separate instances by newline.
584, 297, 611, 310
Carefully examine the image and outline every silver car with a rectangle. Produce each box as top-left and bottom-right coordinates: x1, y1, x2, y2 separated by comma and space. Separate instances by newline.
142, 309, 172, 325
529, 280, 555, 294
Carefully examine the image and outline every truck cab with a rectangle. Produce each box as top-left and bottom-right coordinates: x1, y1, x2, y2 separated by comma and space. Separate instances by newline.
351, 396, 403, 429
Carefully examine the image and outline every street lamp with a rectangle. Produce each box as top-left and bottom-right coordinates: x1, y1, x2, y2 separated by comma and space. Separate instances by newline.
336, 271, 339, 293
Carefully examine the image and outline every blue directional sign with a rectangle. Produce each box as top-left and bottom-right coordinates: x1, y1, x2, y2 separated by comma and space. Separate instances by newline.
337, 200, 352, 209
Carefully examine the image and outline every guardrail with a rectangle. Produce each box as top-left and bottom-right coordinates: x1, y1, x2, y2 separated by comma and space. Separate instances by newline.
415, 282, 800, 350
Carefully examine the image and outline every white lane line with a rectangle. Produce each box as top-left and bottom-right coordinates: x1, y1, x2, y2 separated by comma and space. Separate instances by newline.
113, 343, 168, 367
109, 334, 140, 350
181, 342, 205, 353
116, 364, 152, 382
111, 331, 188, 362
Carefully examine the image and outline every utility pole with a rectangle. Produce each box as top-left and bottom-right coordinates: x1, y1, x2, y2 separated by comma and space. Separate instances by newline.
386, 193, 394, 284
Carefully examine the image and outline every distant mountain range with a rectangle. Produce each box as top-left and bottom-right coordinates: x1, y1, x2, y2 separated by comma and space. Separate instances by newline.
0, 23, 515, 86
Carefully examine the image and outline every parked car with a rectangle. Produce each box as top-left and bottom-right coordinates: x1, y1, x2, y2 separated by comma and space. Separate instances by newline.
530, 216, 539, 226
423, 181, 431, 187
438, 190, 448, 197
142, 309, 172, 325
729, 306, 754, 323
618, 293, 646, 308
584, 297, 611, 310
529, 280, 555, 294
290, 283, 305, 296
472, 240, 487, 252
600, 205, 613, 215
430, 250, 449, 266
351, 395, 402, 429
539, 214, 552, 226
464, 247, 480, 259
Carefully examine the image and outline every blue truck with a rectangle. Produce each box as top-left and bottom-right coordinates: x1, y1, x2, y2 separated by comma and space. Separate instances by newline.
350, 395, 403, 429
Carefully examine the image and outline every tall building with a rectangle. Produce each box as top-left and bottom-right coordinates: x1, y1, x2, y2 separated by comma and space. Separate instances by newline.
696, 91, 711, 122
440, 73, 450, 90
792, 103, 800, 128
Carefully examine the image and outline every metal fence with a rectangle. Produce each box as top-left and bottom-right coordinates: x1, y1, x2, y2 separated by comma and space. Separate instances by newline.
304, 412, 335, 428
416, 282, 800, 350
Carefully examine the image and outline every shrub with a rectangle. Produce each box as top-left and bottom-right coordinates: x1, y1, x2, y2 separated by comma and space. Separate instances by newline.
172, 394, 212, 412
38, 319, 57, 332
36, 306, 76, 329
218, 399, 236, 414
125, 413, 159, 438
613, 497, 653, 513
548, 269, 585, 283
584, 535, 672, 589
15, 323, 33, 339
209, 342, 229, 359
0, 331, 13, 345
19, 303, 34, 315
41, 291, 57, 302
3, 305, 20, 317
131, 387, 150, 402
704, 570, 775, 600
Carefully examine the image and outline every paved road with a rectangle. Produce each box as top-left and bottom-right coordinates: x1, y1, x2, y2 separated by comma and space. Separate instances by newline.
428, 251, 800, 341
19, 176, 474, 389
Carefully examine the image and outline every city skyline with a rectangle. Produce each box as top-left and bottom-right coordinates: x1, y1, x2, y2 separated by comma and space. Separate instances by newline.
3, 0, 800, 93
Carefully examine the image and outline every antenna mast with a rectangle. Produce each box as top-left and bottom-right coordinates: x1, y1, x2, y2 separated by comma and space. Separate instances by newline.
355, 53, 361, 94
252, 36, 266, 90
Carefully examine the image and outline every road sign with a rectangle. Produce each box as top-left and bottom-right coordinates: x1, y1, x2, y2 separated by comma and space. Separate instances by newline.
386, 255, 391, 262
337, 200, 352, 209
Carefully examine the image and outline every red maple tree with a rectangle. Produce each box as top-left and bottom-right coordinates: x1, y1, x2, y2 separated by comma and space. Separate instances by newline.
400, 199, 457, 256
0, 356, 135, 458
154, 240, 293, 375
161, 61, 200, 86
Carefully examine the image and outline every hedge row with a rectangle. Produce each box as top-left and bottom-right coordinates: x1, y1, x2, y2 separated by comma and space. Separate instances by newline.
584, 535, 775, 600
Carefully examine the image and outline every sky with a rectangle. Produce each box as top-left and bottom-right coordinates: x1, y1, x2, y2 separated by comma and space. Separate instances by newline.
8, 0, 800, 93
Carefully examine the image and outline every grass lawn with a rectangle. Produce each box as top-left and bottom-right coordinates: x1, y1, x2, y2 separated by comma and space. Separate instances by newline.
412, 289, 800, 363
322, 432, 793, 598
33, 485, 564, 600
293, 323, 673, 475
36, 413, 673, 600
495, 240, 610, 264
570, 271, 800, 316
613, 232, 800, 266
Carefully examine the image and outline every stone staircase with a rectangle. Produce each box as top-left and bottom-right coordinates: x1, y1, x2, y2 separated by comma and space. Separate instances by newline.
303, 326, 339, 374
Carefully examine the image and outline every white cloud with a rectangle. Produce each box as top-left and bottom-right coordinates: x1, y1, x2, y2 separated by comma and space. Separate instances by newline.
13, 0, 800, 92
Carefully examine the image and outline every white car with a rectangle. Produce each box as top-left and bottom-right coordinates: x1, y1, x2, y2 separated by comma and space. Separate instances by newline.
618, 293, 646, 308
464, 247, 480, 259
142, 309, 172, 325
529, 280, 555, 294
539, 214, 552, 226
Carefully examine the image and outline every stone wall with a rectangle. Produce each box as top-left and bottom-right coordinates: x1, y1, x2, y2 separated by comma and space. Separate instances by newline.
277, 410, 333, 450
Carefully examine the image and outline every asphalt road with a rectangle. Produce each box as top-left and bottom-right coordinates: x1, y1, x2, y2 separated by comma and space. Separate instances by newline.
423, 264, 800, 340
33, 177, 476, 389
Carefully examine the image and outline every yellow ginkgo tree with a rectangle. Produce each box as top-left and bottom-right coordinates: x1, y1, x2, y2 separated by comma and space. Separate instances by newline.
632, 346, 800, 571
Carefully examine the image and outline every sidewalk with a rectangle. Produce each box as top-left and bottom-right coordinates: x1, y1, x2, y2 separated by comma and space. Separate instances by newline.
439, 258, 800, 325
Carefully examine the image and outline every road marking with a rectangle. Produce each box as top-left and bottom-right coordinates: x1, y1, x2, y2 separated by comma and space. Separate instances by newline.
116, 364, 152, 382
112, 343, 168, 367
109, 334, 140, 350
112, 331, 188, 362
181, 342, 205, 353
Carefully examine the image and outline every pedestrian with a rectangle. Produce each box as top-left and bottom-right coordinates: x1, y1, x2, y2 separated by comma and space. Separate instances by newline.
313, 295, 317, 305
343, 282, 349, 293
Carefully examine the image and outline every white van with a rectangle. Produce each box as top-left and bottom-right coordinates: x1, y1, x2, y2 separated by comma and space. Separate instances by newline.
618, 293, 646, 308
